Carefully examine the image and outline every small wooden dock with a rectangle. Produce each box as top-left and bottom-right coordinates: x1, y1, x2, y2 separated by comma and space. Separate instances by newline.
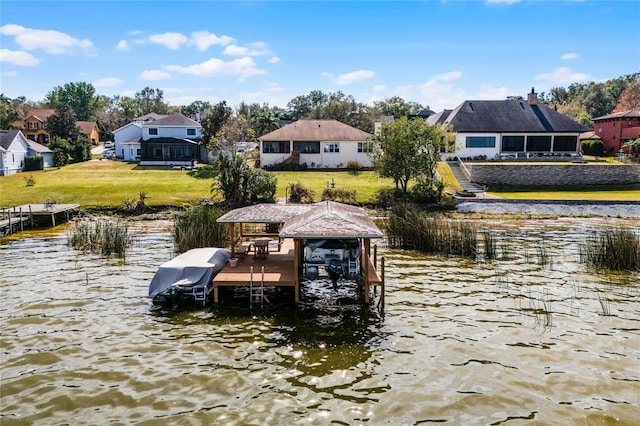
212, 238, 384, 305
0, 203, 80, 236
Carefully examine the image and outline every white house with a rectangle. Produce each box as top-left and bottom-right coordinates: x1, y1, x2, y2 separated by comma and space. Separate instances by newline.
428, 89, 589, 159
113, 113, 203, 165
113, 113, 167, 161
1, 130, 53, 176
258, 120, 373, 169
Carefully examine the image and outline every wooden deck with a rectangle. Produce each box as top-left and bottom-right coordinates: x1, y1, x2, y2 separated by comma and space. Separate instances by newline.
1, 203, 80, 234
212, 238, 383, 304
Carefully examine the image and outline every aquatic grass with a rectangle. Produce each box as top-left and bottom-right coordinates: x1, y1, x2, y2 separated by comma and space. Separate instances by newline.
173, 205, 229, 253
580, 227, 640, 271
386, 205, 477, 257
536, 240, 551, 266
68, 218, 132, 257
481, 230, 497, 260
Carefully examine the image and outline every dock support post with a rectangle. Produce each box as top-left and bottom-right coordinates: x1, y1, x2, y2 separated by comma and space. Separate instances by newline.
377, 256, 385, 310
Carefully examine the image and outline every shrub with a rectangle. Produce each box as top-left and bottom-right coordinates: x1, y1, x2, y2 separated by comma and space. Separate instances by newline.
244, 167, 277, 202
346, 160, 363, 175
581, 139, 605, 156
287, 182, 315, 203
321, 187, 357, 204
23, 156, 44, 171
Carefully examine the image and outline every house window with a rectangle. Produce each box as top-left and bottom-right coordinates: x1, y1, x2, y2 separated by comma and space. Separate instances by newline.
187, 128, 196, 136
294, 141, 320, 153
324, 142, 340, 153
501, 136, 524, 152
358, 142, 374, 153
149, 128, 158, 136
526, 135, 552, 151
465, 136, 495, 148
28, 122, 38, 130
263, 141, 290, 154
553, 135, 577, 151
43, 122, 47, 130
598, 126, 602, 134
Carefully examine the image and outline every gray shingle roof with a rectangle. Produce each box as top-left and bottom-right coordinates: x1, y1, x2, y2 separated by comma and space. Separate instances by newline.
217, 203, 315, 224
259, 120, 371, 141
443, 100, 588, 133
0, 130, 22, 150
593, 109, 640, 121
148, 113, 200, 127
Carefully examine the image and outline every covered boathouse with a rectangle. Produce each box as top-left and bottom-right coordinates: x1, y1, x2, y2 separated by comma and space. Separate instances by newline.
213, 201, 384, 305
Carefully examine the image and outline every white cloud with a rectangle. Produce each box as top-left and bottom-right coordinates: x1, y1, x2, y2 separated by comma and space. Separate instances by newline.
477, 84, 510, 99
336, 70, 375, 85
222, 42, 270, 57
140, 70, 171, 81
323, 70, 375, 85
397, 71, 465, 111
373, 85, 386, 92
149, 32, 188, 50
561, 52, 579, 60
0, 24, 93, 54
267, 56, 280, 64
93, 77, 123, 88
0, 48, 39, 66
189, 31, 234, 50
164, 56, 266, 79
116, 40, 129, 51
535, 67, 591, 85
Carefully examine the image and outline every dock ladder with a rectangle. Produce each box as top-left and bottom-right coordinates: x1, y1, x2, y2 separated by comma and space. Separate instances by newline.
192, 286, 207, 306
249, 266, 265, 308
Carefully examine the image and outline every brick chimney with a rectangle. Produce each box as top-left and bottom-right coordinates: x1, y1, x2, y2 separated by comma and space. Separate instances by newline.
527, 87, 538, 105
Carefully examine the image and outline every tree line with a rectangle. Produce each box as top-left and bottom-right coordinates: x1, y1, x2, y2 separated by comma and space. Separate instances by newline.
2, 73, 638, 140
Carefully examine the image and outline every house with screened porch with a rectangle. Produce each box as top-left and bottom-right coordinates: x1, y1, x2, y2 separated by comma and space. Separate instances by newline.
428, 89, 589, 160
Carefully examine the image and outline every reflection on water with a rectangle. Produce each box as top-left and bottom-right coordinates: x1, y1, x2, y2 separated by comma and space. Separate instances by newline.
1, 217, 638, 425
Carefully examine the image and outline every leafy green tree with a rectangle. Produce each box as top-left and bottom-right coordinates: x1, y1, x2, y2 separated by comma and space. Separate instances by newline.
287, 90, 329, 120
135, 87, 169, 115
181, 100, 212, 119
201, 101, 232, 147
48, 137, 71, 167
46, 82, 98, 121
623, 138, 640, 157
374, 96, 424, 119
371, 117, 443, 196
47, 104, 80, 141
0, 94, 21, 129
69, 133, 91, 163
211, 153, 277, 206
242, 167, 277, 203
254, 109, 281, 136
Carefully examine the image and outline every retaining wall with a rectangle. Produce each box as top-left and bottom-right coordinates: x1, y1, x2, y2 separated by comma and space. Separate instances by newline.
467, 163, 640, 186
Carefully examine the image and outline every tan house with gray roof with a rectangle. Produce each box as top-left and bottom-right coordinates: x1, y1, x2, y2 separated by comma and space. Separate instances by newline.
258, 119, 373, 169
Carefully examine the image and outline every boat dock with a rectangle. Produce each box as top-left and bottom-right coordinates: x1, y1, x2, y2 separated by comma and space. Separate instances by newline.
0, 203, 80, 236
212, 238, 383, 305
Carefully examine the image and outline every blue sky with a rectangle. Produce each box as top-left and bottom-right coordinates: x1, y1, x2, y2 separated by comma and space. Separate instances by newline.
1, 1, 639, 112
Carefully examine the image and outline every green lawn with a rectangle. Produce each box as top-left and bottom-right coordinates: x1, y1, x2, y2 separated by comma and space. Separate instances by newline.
2, 160, 637, 210
1, 161, 394, 209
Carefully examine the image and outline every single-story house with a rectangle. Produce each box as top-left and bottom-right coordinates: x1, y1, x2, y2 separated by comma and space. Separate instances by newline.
258, 120, 373, 169
428, 89, 589, 159
0, 130, 53, 175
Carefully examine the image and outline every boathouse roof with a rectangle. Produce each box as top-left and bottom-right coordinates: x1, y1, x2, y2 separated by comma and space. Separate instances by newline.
280, 201, 383, 239
216, 203, 314, 224
217, 201, 383, 239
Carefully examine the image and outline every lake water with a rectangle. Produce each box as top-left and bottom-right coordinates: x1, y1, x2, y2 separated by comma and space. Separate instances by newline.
1, 217, 639, 425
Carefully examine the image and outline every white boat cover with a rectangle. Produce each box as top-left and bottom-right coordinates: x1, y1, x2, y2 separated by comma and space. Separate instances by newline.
148, 247, 232, 297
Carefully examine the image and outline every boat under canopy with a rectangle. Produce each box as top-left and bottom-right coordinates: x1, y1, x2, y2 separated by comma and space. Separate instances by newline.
148, 247, 231, 309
